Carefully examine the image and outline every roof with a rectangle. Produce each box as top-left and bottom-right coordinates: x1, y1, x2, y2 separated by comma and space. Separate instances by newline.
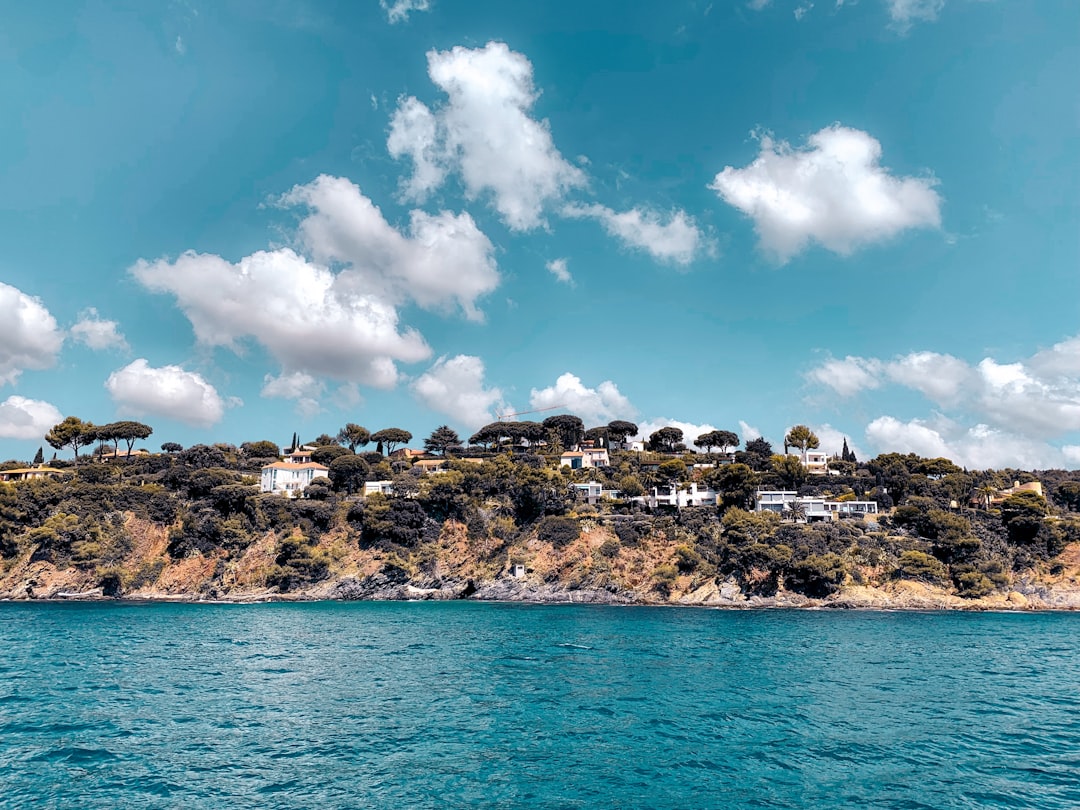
561, 451, 584, 457
262, 462, 329, 471
0, 467, 62, 475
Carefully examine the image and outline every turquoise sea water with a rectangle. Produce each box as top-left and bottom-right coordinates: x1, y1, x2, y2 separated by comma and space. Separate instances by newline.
1, 603, 1079, 809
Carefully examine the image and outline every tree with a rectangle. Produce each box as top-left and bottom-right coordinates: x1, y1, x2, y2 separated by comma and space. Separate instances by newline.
312, 445, 352, 465
583, 426, 609, 446
32, 447, 44, 466
656, 459, 688, 485
370, 428, 412, 456
784, 425, 819, 463
707, 463, 757, 512
336, 423, 371, 453
328, 454, 370, 494
647, 427, 684, 453
424, 425, 461, 456
841, 438, 857, 464
161, 442, 183, 454
45, 417, 95, 460
771, 454, 807, 489
310, 434, 340, 447
695, 429, 740, 454
740, 437, 774, 472
543, 414, 585, 451
241, 440, 281, 458
110, 421, 153, 455
606, 420, 639, 446
1054, 482, 1080, 512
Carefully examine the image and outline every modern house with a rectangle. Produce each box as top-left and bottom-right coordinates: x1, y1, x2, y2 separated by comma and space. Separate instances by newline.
560, 447, 610, 469
633, 482, 719, 509
363, 480, 395, 497
987, 480, 1044, 506
570, 481, 622, 505
260, 448, 329, 496
0, 467, 63, 483
755, 490, 879, 521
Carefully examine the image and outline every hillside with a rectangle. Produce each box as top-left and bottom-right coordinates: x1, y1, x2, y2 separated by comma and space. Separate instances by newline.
3, 440, 1080, 609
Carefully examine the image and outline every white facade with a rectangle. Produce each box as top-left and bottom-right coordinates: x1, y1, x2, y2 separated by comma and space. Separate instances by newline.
363, 480, 395, 497
755, 490, 878, 520
634, 482, 718, 509
260, 461, 329, 496
571, 482, 622, 505
560, 447, 610, 469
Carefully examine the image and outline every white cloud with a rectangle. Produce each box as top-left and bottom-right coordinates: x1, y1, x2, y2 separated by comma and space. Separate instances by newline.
747, 0, 771, 8
261, 371, 324, 419
388, 42, 586, 230
0, 282, 64, 386
739, 420, 762, 441
174, 35, 186, 55
866, 416, 1076, 470
806, 355, 883, 397
794, 2, 814, 20
380, 0, 430, 23
887, 0, 944, 31
561, 204, 712, 266
884, 351, 973, 405
70, 308, 128, 352
105, 359, 228, 428
530, 373, 637, 427
132, 247, 430, 389
546, 258, 573, 285
709, 125, 941, 262
810, 423, 864, 460
411, 355, 507, 430
281, 174, 499, 322
0, 395, 63, 440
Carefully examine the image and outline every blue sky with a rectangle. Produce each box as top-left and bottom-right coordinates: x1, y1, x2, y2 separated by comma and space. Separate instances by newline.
1, 0, 1078, 468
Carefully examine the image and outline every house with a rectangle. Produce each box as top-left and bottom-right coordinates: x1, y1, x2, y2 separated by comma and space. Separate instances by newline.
260, 448, 329, 496
0, 467, 63, 483
560, 447, 610, 469
282, 445, 317, 464
389, 448, 426, 461
570, 481, 622, 505
987, 480, 1044, 507
633, 482, 718, 509
413, 458, 449, 474
97, 448, 151, 462
754, 490, 879, 521
509, 563, 526, 578
363, 480, 395, 497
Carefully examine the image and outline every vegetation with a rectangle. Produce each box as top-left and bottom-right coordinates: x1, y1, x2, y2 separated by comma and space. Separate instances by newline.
3, 411, 1079, 604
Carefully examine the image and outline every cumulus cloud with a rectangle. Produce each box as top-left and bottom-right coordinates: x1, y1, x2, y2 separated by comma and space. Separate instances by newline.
0, 395, 63, 440
866, 416, 1077, 470
70, 308, 128, 352
261, 371, 324, 419
887, 0, 944, 31
132, 247, 430, 389
739, 420, 762, 441
281, 174, 499, 322
388, 41, 586, 230
810, 423, 864, 460
808, 343, 1080, 441
805, 355, 883, 398
381, 0, 430, 24
709, 125, 941, 262
529, 373, 636, 427
0, 282, 64, 385
561, 204, 712, 266
411, 354, 507, 430
546, 258, 573, 285
105, 359, 228, 428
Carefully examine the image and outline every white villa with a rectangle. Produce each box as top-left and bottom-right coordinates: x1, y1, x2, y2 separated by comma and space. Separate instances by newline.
260, 448, 329, 497
363, 480, 395, 497
560, 447, 610, 469
755, 490, 879, 521
787, 450, 830, 475
632, 482, 719, 509
570, 481, 622, 505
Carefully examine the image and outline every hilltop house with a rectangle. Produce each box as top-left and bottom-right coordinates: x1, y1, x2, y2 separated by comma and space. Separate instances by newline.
0, 467, 63, 483
632, 482, 718, 509
260, 448, 329, 496
755, 490, 878, 521
560, 447, 610, 469
570, 481, 622, 505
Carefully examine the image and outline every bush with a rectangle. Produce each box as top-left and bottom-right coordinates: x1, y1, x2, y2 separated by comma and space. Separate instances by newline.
598, 537, 621, 558
536, 515, 580, 548
784, 553, 846, 597
673, 544, 702, 573
652, 563, 679, 595
896, 550, 946, 583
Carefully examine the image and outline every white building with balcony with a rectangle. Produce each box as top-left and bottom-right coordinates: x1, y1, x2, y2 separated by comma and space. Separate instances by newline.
755, 490, 878, 520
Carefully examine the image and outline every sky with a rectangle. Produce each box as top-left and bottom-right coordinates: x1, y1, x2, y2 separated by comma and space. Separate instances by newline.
0, 0, 1078, 469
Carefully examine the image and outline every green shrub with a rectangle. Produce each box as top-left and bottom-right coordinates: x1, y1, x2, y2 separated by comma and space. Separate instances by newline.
784, 553, 846, 597
536, 515, 581, 548
896, 550, 946, 583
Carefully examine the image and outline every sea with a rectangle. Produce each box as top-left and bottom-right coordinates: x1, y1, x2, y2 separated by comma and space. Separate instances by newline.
1, 601, 1078, 809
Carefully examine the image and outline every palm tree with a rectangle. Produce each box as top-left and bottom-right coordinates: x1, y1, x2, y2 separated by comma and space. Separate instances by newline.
785, 500, 807, 523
